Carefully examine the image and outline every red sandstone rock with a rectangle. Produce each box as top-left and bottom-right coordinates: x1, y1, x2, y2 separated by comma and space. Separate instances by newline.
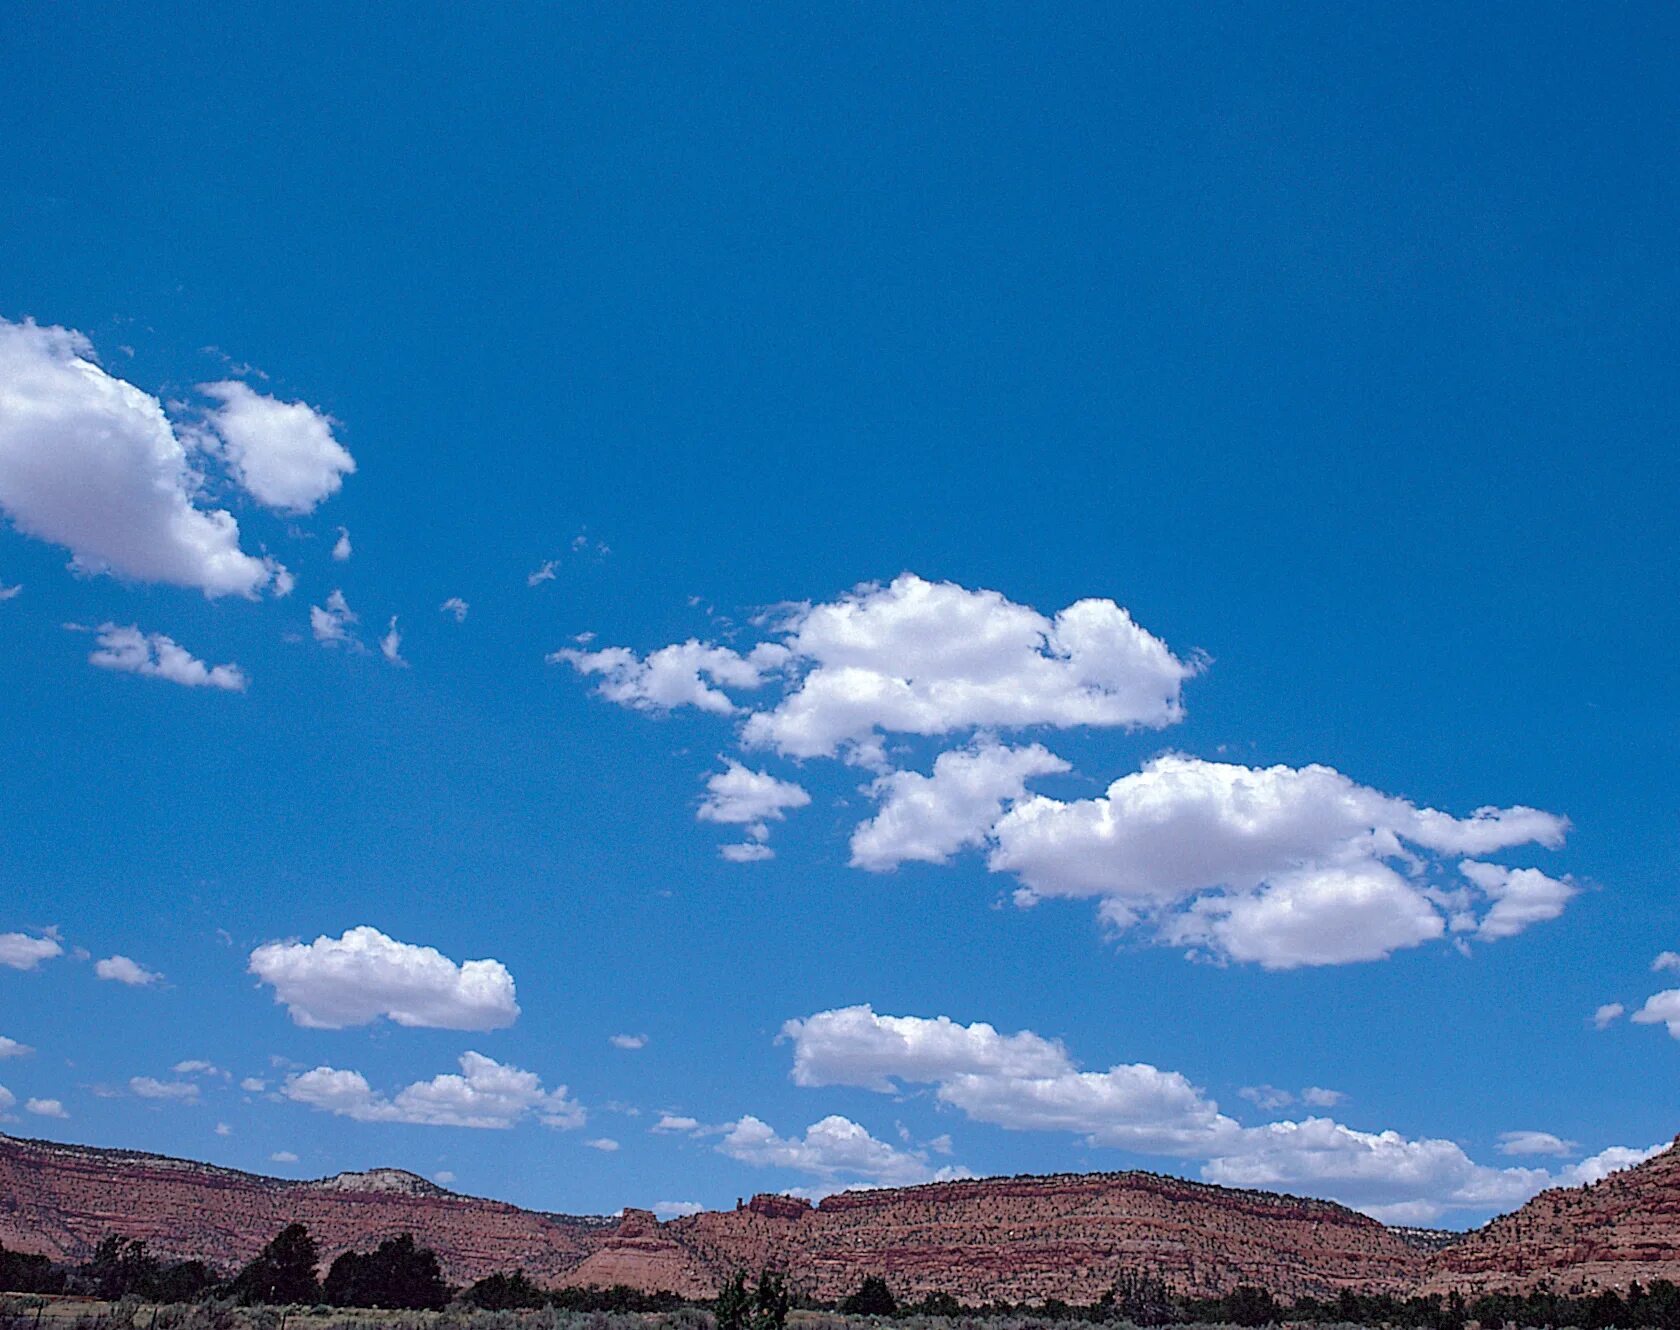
7, 1130, 1678, 1303
1423, 1138, 1680, 1295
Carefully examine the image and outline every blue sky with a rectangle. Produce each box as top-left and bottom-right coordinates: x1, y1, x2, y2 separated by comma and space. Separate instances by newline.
1, 4, 1677, 1229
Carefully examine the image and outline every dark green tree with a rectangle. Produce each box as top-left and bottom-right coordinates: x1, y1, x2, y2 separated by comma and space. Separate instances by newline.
716, 1270, 790, 1330
84, 1237, 162, 1301
0, 1240, 65, 1294
322, 1233, 448, 1310
464, 1269, 548, 1310
1101, 1269, 1174, 1326
229, 1223, 321, 1305
751, 1269, 790, 1330
1221, 1284, 1279, 1328
841, 1275, 898, 1317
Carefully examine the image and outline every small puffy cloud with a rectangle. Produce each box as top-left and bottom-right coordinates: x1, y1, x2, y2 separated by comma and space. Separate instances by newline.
610, 1034, 648, 1050
380, 617, 406, 666
654, 1200, 703, 1219
528, 560, 558, 587
89, 623, 247, 692
553, 642, 789, 716
990, 755, 1571, 969
1459, 862, 1577, 941
198, 380, 354, 515
0, 318, 278, 597
270, 1151, 299, 1163
1654, 952, 1680, 973
440, 597, 469, 623
0, 934, 62, 971
1559, 1143, 1666, 1186
1498, 1131, 1578, 1158
240, 1077, 268, 1093
851, 741, 1070, 872
434, 1170, 455, 1184
1633, 990, 1680, 1038
741, 575, 1200, 761
1239, 1085, 1295, 1112
0, 1037, 33, 1059
0, 582, 20, 601
95, 955, 162, 986
25, 1098, 67, 1119
1302, 1087, 1347, 1108
718, 1114, 970, 1189
131, 1077, 199, 1102
332, 528, 353, 561
311, 590, 358, 646
784, 1005, 1070, 1094
0, 1086, 13, 1112
698, 762, 811, 827
720, 842, 776, 863
215, 1122, 232, 1136
652, 1114, 700, 1133
249, 926, 519, 1031
173, 1060, 222, 1076
1593, 1003, 1626, 1029
586, 1137, 620, 1152
699, 762, 809, 860
284, 1051, 582, 1130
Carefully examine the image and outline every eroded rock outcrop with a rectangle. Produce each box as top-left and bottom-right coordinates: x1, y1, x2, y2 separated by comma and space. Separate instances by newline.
1423, 1138, 1680, 1295
6, 1131, 1679, 1303
0, 1133, 611, 1283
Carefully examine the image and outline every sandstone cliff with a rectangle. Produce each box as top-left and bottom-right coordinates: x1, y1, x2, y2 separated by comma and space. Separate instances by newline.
6, 1131, 1679, 1303
0, 1133, 611, 1284
1423, 1138, 1680, 1295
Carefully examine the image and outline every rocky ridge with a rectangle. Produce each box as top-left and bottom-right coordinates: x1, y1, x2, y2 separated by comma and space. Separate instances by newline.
4, 1132, 1680, 1301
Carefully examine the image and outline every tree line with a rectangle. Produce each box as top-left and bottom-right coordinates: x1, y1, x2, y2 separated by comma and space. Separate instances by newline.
11, 1230, 1680, 1329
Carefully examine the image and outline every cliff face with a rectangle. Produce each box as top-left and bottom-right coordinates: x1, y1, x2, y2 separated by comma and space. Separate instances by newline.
6, 1131, 1680, 1303
0, 1134, 611, 1283
670, 1177, 1423, 1302
1423, 1139, 1680, 1295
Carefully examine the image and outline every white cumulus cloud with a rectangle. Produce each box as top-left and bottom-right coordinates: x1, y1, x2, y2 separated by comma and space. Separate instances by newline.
1633, 990, 1680, 1038
198, 380, 354, 515
284, 1051, 582, 1129
610, 1034, 648, 1050
851, 741, 1071, 871
1593, 1003, 1626, 1029
248, 926, 519, 1031
553, 642, 790, 716
742, 575, 1200, 761
89, 623, 247, 692
440, 597, 469, 623
0, 1037, 33, 1059
654, 1200, 703, 1219
0, 318, 280, 597
332, 528, 352, 561
780, 1004, 1645, 1222
0, 933, 62, 971
718, 1113, 970, 1189
95, 955, 162, 986
989, 755, 1570, 968
25, 1098, 67, 1119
